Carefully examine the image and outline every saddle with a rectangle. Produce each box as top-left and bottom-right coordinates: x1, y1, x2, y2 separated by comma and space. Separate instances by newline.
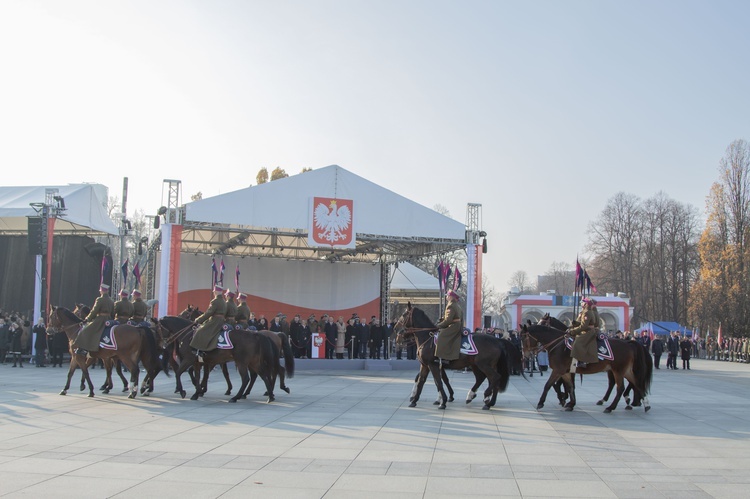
215, 324, 234, 349
564, 333, 614, 361
99, 321, 119, 350
434, 328, 478, 355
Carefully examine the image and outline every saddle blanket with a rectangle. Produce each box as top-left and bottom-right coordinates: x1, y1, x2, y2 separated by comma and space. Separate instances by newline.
564, 333, 614, 361
435, 328, 478, 355
216, 325, 234, 349
99, 322, 119, 350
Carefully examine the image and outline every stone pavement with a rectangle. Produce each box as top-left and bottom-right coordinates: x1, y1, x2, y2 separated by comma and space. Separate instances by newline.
0, 358, 749, 498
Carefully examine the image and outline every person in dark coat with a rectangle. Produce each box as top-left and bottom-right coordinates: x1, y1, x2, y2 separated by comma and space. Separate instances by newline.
289, 314, 305, 358
9, 321, 25, 367
680, 335, 692, 370
323, 315, 336, 359
269, 315, 283, 332
0, 318, 9, 364
345, 319, 356, 359
357, 318, 370, 359
189, 285, 227, 357
33, 319, 47, 367
651, 335, 664, 369
667, 331, 680, 370
48, 327, 68, 367
73, 284, 115, 353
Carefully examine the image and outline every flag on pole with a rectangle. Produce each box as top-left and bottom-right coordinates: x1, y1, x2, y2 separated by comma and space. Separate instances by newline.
100, 253, 109, 285
235, 263, 240, 294
133, 261, 141, 287
211, 258, 217, 287
443, 263, 451, 292
584, 270, 597, 294
121, 259, 129, 289
219, 259, 226, 286
437, 261, 445, 293
575, 258, 583, 293
717, 322, 723, 346
453, 267, 462, 291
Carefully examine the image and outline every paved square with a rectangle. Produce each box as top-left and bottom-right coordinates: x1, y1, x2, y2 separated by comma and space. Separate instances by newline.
1, 359, 748, 498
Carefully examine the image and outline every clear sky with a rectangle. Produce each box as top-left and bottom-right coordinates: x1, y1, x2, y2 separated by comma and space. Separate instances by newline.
2, 1, 749, 296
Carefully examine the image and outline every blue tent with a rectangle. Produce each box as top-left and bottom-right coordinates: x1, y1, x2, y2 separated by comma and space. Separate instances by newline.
638, 321, 693, 337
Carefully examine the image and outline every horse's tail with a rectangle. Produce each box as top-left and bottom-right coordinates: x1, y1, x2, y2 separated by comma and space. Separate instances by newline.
141, 327, 163, 377
260, 335, 278, 377
278, 332, 295, 378
495, 345, 511, 393
500, 338, 526, 381
635, 343, 653, 395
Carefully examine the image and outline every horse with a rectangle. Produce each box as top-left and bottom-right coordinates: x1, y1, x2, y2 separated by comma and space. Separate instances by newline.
47, 306, 162, 399
155, 316, 281, 402
520, 323, 652, 413
536, 313, 648, 410
175, 306, 295, 398
395, 303, 512, 410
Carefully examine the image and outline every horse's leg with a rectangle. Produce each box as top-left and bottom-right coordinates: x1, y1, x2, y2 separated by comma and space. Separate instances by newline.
175, 357, 194, 399
597, 371, 616, 406
434, 368, 455, 405
61, 356, 79, 395
121, 354, 140, 399
561, 373, 577, 411
604, 372, 625, 413
258, 369, 276, 403
537, 371, 564, 410
466, 367, 486, 404
277, 365, 289, 394
409, 364, 429, 407
242, 372, 258, 399
229, 364, 250, 403
429, 364, 449, 410
221, 363, 233, 396
190, 360, 206, 400
199, 364, 210, 396
116, 360, 129, 393
79, 357, 96, 398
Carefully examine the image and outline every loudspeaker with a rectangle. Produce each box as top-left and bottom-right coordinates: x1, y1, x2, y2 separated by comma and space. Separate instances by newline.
27, 217, 46, 255
484, 315, 492, 329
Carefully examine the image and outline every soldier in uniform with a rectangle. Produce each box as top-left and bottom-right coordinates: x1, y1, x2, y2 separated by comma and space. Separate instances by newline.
435, 289, 464, 365
224, 290, 238, 327
131, 289, 149, 324
73, 283, 115, 354
189, 285, 227, 360
114, 289, 134, 323
567, 297, 600, 371
235, 293, 251, 328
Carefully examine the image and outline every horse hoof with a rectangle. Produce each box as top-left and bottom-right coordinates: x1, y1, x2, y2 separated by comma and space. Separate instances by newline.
282, 387, 290, 394
596, 400, 604, 406
128, 393, 136, 399
564, 406, 573, 412
190, 395, 199, 401
142, 392, 150, 397
438, 404, 446, 410
59, 390, 67, 396
536, 404, 544, 410
263, 391, 269, 396
229, 398, 237, 403
448, 397, 454, 402
482, 405, 491, 411
180, 391, 186, 399
80, 385, 86, 392
224, 390, 231, 396
174, 388, 180, 394
625, 405, 632, 411
99, 385, 107, 391
645, 406, 651, 412
122, 387, 129, 393
267, 396, 274, 403
88, 393, 95, 398
465, 399, 472, 405
433, 401, 440, 405
409, 402, 417, 408
603, 408, 612, 414
625, 397, 631, 405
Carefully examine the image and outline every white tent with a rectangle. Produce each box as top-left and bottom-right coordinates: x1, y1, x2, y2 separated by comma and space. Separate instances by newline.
0, 184, 118, 235
391, 262, 440, 292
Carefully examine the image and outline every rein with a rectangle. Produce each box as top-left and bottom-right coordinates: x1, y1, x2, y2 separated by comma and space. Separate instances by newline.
162, 323, 196, 346
524, 330, 567, 355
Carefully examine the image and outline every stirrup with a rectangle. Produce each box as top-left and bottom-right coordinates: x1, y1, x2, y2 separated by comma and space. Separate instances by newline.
75, 348, 88, 356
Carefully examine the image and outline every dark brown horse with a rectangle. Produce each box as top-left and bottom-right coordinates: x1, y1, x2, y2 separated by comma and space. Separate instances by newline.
395, 304, 512, 411
520, 323, 652, 413
47, 307, 162, 399
155, 316, 280, 402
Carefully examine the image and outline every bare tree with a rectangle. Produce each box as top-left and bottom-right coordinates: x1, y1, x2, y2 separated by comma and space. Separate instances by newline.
432, 204, 451, 217
508, 270, 533, 293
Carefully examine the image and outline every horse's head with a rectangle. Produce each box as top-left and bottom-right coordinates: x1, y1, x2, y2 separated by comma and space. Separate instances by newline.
179, 305, 201, 321
394, 302, 436, 339
539, 313, 551, 326
46, 306, 81, 336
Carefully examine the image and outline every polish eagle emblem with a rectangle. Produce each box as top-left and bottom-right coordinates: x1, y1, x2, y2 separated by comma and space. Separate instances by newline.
313, 199, 352, 244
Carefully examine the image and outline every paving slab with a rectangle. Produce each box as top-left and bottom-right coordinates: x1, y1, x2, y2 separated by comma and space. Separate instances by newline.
1, 358, 749, 498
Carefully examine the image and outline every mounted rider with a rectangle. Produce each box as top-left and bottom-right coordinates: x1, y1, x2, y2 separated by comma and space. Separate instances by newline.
567, 297, 600, 370
235, 292, 251, 328
130, 289, 148, 323
224, 289, 238, 326
189, 285, 227, 360
435, 289, 463, 365
73, 283, 114, 354
114, 289, 134, 323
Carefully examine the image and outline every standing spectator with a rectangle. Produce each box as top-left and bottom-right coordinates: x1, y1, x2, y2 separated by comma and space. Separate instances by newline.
301, 319, 312, 359
639, 330, 651, 351
651, 335, 664, 369
369, 317, 383, 359
33, 318, 47, 367
324, 315, 336, 359
269, 314, 283, 332
289, 314, 305, 358
345, 318, 356, 360
680, 335, 692, 370
48, 326, 67, 367
667, 331, 679, 369
9, 321, 24, 368
336, 316, 347, 359
257, 314, 268, 330
0, 318, 9, 364
357, 318, 370, 359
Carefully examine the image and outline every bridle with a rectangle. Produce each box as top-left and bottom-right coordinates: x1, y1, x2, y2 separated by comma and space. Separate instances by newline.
521, 327, 567, 357
46, 308, 83, 336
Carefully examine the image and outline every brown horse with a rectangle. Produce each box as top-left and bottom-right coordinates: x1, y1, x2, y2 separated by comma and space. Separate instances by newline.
156, 315, 278, 402
47, 307, 162, 398
520, 323, 652, 413
394, 304, 512, 411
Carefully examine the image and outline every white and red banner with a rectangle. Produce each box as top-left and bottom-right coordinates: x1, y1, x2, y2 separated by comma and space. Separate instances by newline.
310, 333, 326, 359
308, 197, 355, 249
